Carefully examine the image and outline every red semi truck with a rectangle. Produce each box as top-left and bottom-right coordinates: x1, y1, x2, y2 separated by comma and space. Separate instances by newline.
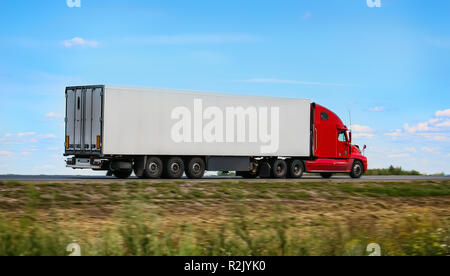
64, 86, 367, 179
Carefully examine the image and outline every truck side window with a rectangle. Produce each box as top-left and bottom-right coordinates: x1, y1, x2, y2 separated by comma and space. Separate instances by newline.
338, 131, 347, 142
321, 112, 329, 121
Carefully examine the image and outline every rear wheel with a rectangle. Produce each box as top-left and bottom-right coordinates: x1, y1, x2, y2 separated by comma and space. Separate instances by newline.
113, 170, 132, 179
288, 159, 304, 179
350, 160, 364, 179
320, 172, 333, 179
185, 157, 206, 179
166, 157, 185, 179
272, 159, 288, 178
144, 157, 163, 179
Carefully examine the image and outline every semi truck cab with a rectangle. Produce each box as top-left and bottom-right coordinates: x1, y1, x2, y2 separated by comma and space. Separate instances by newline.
304, 104, 368, 178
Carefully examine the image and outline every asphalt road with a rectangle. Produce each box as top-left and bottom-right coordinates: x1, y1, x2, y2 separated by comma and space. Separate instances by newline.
0, 175, 448, 182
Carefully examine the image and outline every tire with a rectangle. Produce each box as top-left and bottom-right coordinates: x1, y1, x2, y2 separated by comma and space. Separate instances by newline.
144, 157, 163, 179
350, 160, 364, 179
166, 157, 185, 179
113, 170, 132, 179
185, 157, 206, 179
320, 173, 333, 179
272, 159, 288, 179
288, 159, 304, 179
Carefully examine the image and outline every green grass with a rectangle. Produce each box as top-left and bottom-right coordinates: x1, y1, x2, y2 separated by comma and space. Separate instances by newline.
0, 180, 449, 256
0, 203, 448, 256
0, 181, 449, 209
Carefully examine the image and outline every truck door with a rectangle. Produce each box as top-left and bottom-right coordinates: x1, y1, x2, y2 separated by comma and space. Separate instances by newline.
336, 130, 351, 170
336, 130, 350, 158
65, 86, 103, 155
314, 108, 337, 158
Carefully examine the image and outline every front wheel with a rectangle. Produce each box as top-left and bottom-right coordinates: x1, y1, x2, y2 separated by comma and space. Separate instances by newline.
350, 160, 364, 179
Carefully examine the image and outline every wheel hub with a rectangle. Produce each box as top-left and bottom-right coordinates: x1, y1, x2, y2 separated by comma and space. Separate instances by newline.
149, 162, 158, 173
354, 165, 361, 175
171, 163, 180, 172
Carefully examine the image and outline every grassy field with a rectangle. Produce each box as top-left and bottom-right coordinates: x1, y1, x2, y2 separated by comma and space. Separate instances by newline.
0, 180, 449, 256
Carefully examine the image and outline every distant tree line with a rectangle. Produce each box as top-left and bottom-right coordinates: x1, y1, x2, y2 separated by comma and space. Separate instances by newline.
366, 165, 445, 176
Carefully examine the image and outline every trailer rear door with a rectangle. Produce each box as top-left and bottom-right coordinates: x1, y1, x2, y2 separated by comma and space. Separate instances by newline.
65, 86, 103, 155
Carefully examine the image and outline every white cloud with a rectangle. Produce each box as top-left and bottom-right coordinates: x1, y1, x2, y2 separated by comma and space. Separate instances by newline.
404, 120, 437, 133
353, 133, 375, 139
351, 125, 374, 133
385, 110, 450, 143
351, 125, 375, 139
436, 109, 450, 117
45, 112, 64, 118
421, 147, 437, 153
388, 153, 410, 158
436, 120, 450, 128
62, 37, 99, 48
403, 147, 417, 153
37, 134, 58, 139
17, 132, 36, 137
369, 106, 386, 112
0, 151, 13, 156
384, 129, 403, 139
2, 132, 58, 144
240, 78, 349, 87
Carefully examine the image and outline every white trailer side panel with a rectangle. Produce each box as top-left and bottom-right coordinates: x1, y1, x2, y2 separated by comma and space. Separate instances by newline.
102, 86, 311, 157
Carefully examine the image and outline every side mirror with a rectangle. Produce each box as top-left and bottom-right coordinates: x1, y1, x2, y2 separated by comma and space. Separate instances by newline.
364, 145, 367, 150
349, 132, 352, 143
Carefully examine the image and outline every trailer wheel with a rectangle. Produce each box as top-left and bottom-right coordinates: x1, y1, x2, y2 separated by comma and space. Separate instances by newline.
350, 160, 364, 179
288, 159, 304, 179
144, 157, 164, 179
113, 170, 132, 179
320, 173, 333, 179
185, 157, 206, 179
272, 159, 287, 178
166, 157, 185, 179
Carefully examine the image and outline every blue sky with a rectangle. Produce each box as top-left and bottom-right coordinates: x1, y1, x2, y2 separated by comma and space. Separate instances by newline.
0, 0, 449, 175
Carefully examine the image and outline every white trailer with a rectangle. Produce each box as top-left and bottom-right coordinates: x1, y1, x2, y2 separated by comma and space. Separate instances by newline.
65, 85, 312, 179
